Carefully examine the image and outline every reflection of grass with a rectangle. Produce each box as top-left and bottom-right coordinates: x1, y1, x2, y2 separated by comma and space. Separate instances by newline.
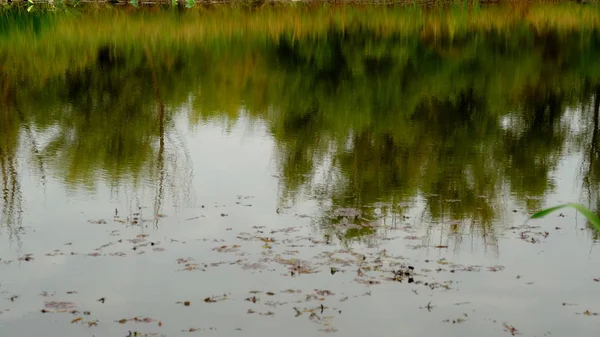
344, 226, 376, 240
531, 203, 600, 230
3, 2, 600, 244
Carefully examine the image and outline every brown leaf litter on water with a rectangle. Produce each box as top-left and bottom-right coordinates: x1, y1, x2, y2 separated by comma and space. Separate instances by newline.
275, 257, 318, 275
269, 226, 300, 234
245, 296, 259, 303
176, 257, 201, 271
503, 323, 519, 335
117, 317, 156, 323
212, 245, 241, 253
126, 332, 166, 337
314, 290, 335, 297
319, 327, 339, 333
264, 300, 288, 307
95, 242, 116, 250
354, 277, 381, 285
13, 204, 527, 335
183, 327, 216, 332
442, 313, 468, 324
204, 294, 228, 303
18, 254, 34, 262
247, 309, 275, 316
517, 229, 550, 244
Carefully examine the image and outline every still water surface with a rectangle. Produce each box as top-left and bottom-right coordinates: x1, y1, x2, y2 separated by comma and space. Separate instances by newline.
1, 3, 600, 337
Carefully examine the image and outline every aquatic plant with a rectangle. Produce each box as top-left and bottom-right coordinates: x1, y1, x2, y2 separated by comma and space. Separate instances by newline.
531, 203, 600, 230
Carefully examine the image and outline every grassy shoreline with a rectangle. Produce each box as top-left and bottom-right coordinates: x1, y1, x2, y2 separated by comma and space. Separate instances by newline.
1, 0, 598, 6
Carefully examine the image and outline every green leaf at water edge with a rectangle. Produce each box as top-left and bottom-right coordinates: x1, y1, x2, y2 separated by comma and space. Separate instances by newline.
531, 203, 600, 230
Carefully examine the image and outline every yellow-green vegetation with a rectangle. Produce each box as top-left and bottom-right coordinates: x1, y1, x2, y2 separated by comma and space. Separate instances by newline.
2, 2, 599, 84
2, 3, 600, 242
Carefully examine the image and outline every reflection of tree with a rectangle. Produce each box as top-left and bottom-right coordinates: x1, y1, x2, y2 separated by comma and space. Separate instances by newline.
146, 46, 167, 227
3, 4, 600, 245
259, 25, 600, 245
501, 86, 568, 211
580, 87, 600, 237
2, 44, 194, 229
0, 73, 23, 243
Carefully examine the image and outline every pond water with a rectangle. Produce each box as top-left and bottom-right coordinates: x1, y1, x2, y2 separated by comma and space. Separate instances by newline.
1, 2, 600, 337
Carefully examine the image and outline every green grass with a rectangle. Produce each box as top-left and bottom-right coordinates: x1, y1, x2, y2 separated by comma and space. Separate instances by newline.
531, 203, 600, 230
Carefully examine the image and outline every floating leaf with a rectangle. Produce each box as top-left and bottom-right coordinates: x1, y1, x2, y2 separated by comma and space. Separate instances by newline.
71, 317, 82, 323
503, 323, 519, 336
18, 254, 34, 262
212, 245, 241, 253
260, 237, 275, 243
116, 317, 155, 324
314, 290, 335, 296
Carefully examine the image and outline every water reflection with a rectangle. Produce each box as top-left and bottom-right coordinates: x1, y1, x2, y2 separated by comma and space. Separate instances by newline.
0, 78, 23, 243
1, 3, 600, 245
